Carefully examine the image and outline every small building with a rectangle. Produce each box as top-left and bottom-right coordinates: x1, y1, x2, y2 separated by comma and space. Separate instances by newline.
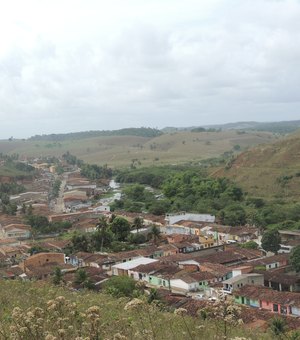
222, 273, 264, 294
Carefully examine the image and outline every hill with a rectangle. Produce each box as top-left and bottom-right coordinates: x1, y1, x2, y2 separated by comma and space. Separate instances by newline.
163, 120, 300, 134
0, 130, 277, 168
213, 132, 300, 200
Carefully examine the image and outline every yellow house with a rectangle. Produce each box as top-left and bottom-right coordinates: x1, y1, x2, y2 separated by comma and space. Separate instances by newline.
199, 234, 215, 248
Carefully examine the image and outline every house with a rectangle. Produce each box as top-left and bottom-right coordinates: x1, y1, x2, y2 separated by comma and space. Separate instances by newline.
279, 230, 300, 253
198, 234, 215, 248
157, 244, 178, 257
131, 261, 180, 290
111, 257, 158, 276
222, 273, 264, 294
172, 242, 197, 253
19, 252, 73, 280
262, 267, 300, 292
70, 252, 115, 271
171, 270, 222, 293
0, 224, 31, 239
247, 254, 289, 271
235, 284, 300, 316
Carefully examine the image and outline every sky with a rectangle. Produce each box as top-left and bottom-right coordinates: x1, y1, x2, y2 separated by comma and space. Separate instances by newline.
0, 0, 300, 138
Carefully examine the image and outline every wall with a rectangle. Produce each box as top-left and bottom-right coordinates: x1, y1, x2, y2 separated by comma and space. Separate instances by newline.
166, 213, 215, 225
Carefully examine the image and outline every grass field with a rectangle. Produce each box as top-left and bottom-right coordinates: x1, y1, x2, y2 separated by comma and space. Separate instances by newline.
0, 130, 277, 168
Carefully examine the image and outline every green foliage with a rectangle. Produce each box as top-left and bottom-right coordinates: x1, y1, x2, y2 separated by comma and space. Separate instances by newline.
51, 179, 61, 198
239, 241, 259, 249
191, 127, 206, 132
123, 184, 146, 200
290, 245, 300, 273
270, 317, 287, 336
218, 204, 246, 225
71, 233, 90, 252
25, 215, 72, 235
25, 214, 49, 229
110, 217, 131, 241
29, 245, 49, 255
14, 162, 35, 172
261, 230, 281, 254
52, 267, 63, 285
80, 163, 112, 180
104, 276, 137, 297
148, 225, 161, 245
127, 233, 147, 244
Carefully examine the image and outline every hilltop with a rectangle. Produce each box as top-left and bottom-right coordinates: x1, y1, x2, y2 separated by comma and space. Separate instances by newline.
213, 132, 300, 200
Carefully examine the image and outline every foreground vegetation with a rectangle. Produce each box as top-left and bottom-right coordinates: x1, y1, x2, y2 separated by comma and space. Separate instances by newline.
0, 280, 274, 340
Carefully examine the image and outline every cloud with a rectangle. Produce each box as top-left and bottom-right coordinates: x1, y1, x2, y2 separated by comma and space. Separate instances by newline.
0, 0, 300, 138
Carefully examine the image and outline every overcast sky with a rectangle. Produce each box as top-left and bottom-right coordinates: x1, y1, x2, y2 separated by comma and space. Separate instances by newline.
0, 0, 300, 138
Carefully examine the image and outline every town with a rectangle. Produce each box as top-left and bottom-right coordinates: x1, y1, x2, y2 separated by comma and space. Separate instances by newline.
1, 154, 300, 334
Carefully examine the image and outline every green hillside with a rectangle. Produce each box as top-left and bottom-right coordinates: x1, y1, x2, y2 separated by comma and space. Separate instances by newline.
213, 132, 300, 199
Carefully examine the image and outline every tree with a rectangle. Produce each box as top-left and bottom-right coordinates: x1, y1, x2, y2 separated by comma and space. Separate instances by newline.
110, 217, 131, 241
148, 225, 161, 245
74, 268, 88, 284
71, 233, 89, 252
290, 245, 300, 272
95, 216, 109, 251
104, 276, 136, 297
261, 230, 281, 254
52, 267, 63, 285
132, 216, 143, 233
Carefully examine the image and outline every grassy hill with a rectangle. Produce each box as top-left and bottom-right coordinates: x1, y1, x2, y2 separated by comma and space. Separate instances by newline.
213, 132, 300, 200
0, 130, 277, 168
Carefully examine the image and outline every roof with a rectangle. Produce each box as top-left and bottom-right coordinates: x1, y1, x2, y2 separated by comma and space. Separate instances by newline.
133, 261, 181, 278
234, 284, 300, 307
200, 262, 232, 277
112, 257, 158, 271
2, 224, 31, 231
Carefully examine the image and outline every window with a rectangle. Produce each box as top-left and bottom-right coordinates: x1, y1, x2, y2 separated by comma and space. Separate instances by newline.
273, 304, 278, 312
